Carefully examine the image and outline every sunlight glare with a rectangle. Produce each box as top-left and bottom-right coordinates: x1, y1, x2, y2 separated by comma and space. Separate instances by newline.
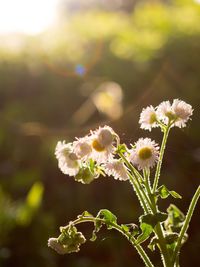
0, 0, 59, 35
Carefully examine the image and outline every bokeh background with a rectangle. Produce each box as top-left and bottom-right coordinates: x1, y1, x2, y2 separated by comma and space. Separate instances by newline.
0, 0, 200, 266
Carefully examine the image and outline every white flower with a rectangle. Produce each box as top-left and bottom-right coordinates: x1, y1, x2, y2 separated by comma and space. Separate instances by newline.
157, 99, 193, 128
172, 99, 193, 128
129, 138, 159, 170
89, 126, 117, 163
104, 159, 129, 181
73, 136, 92, 160
156, 100, 174, 125
139, 105, 158, 131
55, 141, 79, 176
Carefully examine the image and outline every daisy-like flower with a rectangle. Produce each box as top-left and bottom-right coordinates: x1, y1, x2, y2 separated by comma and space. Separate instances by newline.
157, 99, 193, 128
73, 136, 92, 160
89, 126, 117, 163
55, 141, 79, 176
104, 159, 129, 181
129, 138, 159, 170
156, 100, 175, 125
139, 105, 158, 131
172, 99, 193, 128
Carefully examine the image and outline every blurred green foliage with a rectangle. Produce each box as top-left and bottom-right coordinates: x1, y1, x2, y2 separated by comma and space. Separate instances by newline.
0, 0, 200, 266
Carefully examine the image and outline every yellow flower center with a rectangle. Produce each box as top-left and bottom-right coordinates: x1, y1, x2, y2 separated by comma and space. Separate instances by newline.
138, 147, 152, 160
92, 139, 105, 152
149, 113, 157, 124
165, 112, 177, 121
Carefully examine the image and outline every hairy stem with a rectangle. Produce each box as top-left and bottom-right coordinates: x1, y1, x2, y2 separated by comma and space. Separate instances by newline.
153, 126, 170, 193
119, 151, 153, 211
172, 186, 200, 265
144, 169, 172, 267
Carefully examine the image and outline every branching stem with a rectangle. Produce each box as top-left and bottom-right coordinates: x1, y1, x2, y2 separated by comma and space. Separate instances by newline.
64, 216, 154, 267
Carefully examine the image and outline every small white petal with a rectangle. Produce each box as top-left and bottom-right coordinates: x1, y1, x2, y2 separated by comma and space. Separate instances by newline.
73, 136, 92, 159
55, 141, 79, 176
156, 101, 173, 125
89, 125, 117, 163
129, 138, 159, 170
104, 160, 129, 181
139, 105, 158, 131
172, 99, 193, 128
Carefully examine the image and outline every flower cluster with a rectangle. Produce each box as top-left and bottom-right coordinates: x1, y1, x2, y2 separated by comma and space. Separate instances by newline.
55, 126, 121, 183
55, 99, 193, 183
139, 99, 193, 131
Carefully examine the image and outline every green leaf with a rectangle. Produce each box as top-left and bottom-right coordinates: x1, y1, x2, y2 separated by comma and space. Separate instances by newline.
78, 211, 93, 218
97, 209, 117, 229
169, 191, 182, 199
164, 204, 185, 232
136, 212, 168, 244
136, 223, 153, 244
157, 185, 182, 199
140, 212, 168, 228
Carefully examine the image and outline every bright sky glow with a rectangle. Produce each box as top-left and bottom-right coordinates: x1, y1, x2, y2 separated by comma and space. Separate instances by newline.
0, 0, 59, 35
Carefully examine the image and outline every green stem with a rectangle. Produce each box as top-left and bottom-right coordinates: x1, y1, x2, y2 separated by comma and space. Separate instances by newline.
172, 186, 200, 265
144, 169, 172, 267
67, 216, 154, 267
143, 169, 152, 196
119, 152, 153, 211
153, 126, 170, 193
120, 153, 171, 267
128, 172, 149, 214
